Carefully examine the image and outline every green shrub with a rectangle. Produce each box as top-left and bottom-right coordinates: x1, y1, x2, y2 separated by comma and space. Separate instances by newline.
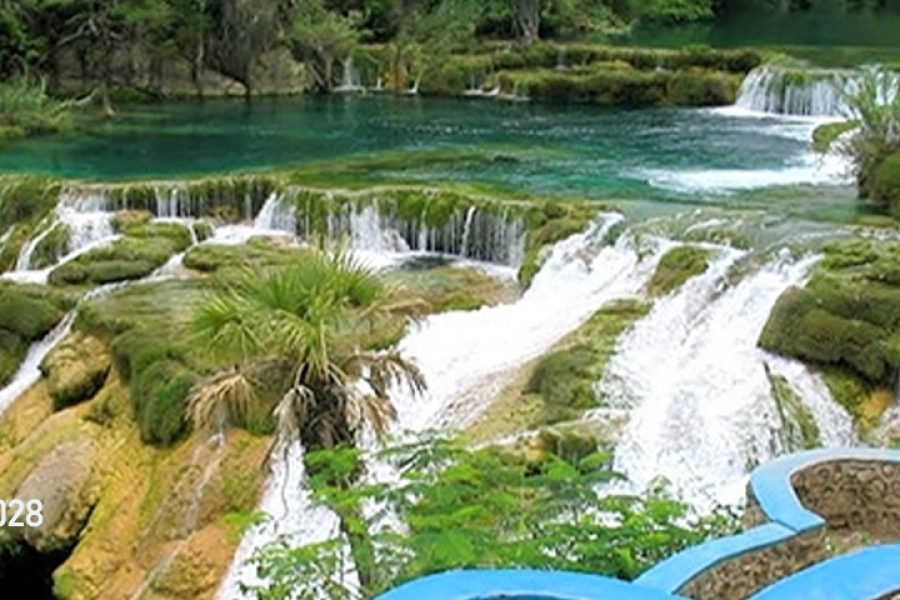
871, 151, 900, 218
647, 246, 711, 296
0, 78, 74, 137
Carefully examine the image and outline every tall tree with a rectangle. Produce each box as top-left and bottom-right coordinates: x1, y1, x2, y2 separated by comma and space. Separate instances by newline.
206, 0, 281, 100
289, 0, 358, 93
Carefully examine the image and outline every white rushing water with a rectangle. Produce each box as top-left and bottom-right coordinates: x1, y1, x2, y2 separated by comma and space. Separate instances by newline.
601, 251, 854, 511
8, 191, 116, 276
388, 216, 663, 432
735, 65, 899, 117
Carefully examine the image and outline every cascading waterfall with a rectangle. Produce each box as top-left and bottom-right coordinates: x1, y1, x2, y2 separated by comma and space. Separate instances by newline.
12, 191, 116, 273
735, 65, 899, 117
600, 250, 854, 511
217, 215, 667, 598
387, 216, 664, 431
323, 200, 525, 266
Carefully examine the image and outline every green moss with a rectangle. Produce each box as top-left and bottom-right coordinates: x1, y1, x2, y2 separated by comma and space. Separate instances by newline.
388, 261, 515, 313
871, 151, 900, 217
0, 329, 27, 387
759, 280, 900, 385
766, 365, 821, 450
647, 245, 712, 296
0, 282, 71, 339
131, 359, 196, 446
528, 299, 650, 425
184, 237, 309, 273
496, 66, 740, 107
48, 236, 177, 286
821, 366, 870, 427
120, 221, 194, 250
812, 121, 857, 153
0, 176, 60, 231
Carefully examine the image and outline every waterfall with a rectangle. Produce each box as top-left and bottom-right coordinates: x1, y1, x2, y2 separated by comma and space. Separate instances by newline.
216, 441, 346, 599
217, 216, 666, 597
254, 193, 297, 234
385, 215, 662, 432
336, 56, 364, 93
735, 65, 900, 117
0, 312, 76, 418
15, 218, 57, 271
295, 198, 527, 267
8, 191, 117, 276
601, 250, 852, 511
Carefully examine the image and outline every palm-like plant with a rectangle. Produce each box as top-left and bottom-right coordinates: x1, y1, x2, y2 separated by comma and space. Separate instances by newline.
842, 69, 900, 201
188, 249, 427, 454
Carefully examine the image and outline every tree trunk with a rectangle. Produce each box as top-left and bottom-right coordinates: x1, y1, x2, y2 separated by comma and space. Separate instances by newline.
193, 38, 205, 98
512, 0, 541, 45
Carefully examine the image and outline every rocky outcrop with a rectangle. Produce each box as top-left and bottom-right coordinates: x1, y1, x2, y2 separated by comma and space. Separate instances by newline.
41, 333, 111, 410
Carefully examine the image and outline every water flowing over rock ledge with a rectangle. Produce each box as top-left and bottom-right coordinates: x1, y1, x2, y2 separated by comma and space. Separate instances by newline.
377, 448, 900, 600
0, 176, 596, 284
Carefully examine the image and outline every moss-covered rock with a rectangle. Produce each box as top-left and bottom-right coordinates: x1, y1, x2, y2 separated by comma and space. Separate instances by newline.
119, 220, 195, 250
48, 236, 178, 286
0, 330, 28, 387
389, 261, 517, 313
0, 282, 71, 339
30, 222, 71, 270
184, 237, 309, 273
647, 245, 712, 296
496, 66, 740, 107
40, 333, 111, 411
760, 239, 900, 389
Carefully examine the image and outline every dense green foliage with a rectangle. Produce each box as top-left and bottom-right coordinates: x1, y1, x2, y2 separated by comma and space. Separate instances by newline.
0, 78, 76, 138
842, 69, 900, 213
248, 439, 737, 599
0, 0, 887, 106
812, 120, 858, 153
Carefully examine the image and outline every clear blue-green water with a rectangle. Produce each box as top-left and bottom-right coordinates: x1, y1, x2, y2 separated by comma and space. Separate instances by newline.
0, 97, 846, 200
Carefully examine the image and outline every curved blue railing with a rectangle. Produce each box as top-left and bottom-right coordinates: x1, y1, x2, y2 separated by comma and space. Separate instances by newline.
375, 448, 900, 600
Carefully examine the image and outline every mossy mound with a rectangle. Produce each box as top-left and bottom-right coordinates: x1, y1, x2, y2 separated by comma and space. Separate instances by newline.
647, 245, 712, 296
40, 333, 111, 411
184, 237, 309, 273
48, 235, 181, 286
0, 283, 73, 386
497, 67, 741, 107
871, 151, 900, 218
77, 280, 209, 446
812, 120, 857, 153
760, 239, 900, 389
389, 260, 517, 313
